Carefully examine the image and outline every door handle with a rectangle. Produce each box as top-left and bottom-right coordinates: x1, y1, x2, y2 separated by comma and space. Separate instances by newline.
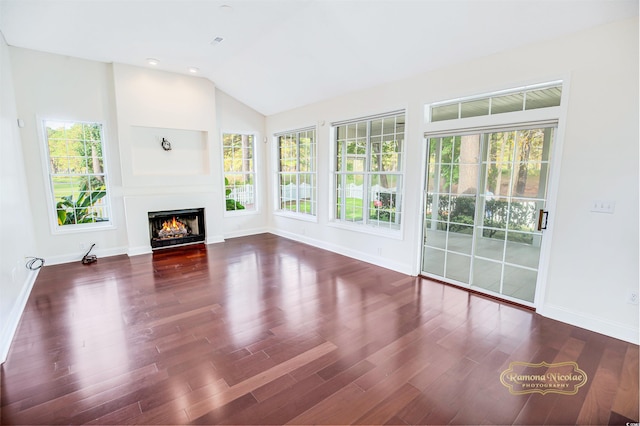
537, 210, 549, 231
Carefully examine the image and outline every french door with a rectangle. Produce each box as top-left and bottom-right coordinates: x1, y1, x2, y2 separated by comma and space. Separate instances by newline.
421, 125, 555, 305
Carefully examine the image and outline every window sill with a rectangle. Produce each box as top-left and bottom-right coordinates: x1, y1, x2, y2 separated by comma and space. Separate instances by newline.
273, 210, 318, 223
224, 209, 260, 218
51, 221, 116, 235
328, 220, 404, 240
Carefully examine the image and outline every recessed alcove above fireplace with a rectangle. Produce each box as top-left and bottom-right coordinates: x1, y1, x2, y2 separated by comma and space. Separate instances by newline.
148, 208, 205, 249
130, 126, 209, 177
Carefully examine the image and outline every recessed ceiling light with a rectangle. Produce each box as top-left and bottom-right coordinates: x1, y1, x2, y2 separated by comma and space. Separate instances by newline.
188, 67, 199, 74
211, 36, 224, 45
146, 58, 159, 66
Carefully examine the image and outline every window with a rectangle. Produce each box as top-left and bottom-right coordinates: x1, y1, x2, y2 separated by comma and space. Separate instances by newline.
276, 128, 316, 216
334, 112, 405, 230
430, 81, 562, 122
223, 133, 256, 211
44, 120, 110, 229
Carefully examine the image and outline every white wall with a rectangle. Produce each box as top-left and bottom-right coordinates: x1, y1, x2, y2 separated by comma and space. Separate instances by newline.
537, 19, 639, 342
216, 88, 268, 238
7, 48, 269, 262
266, 18, 639, 343
112, 64, 223, 254
267, 98, 418, 274
9, 48, 129, 264
0, 34, 39, 362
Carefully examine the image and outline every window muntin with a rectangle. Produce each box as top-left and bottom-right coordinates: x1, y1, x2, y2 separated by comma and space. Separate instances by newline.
277, 128, 316, 216
223, 133, 256, 211
44, 120, 110, 228
334, 112, 405, 230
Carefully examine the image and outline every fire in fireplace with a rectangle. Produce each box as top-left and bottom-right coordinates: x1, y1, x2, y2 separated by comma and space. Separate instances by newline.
159, 217, 188, 239
148, 208, 205, 249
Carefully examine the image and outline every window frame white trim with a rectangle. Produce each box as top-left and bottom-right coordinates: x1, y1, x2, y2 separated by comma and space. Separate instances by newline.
418, 76, 571, 310
274, 126, 317, 219
427, 80, 563, 123
221, 131, 260, 216
38, 117, 115, 235
424, 107, 561, 136
330, 110, 407, 236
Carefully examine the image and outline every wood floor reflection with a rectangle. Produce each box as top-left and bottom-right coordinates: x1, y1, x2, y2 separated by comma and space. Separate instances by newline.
1, 234, 638, 425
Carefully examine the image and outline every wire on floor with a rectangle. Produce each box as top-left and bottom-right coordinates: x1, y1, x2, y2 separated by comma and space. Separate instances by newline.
25, 257, 45, 270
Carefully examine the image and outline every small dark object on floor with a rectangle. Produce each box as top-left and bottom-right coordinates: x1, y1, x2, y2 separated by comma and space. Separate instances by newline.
81, 243, 97, 264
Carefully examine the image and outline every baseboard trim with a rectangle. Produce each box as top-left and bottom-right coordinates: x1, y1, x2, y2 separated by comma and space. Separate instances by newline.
206, 235, 226, 244
270, 230, 638, 345
223, 227, 269, 240
127, 246, 151, 257
269, 229, 413, 275
0, 269, 40, 364
46, 246, 128, 265
538, 303, 639, 345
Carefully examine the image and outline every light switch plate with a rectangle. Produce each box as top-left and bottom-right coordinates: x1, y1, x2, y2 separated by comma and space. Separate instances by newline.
591, 200, 615, 214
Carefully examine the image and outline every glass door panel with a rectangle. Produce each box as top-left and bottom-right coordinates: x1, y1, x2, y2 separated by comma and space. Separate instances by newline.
503, 265, 538, 302
472, 258, 502, 293
422, 246, 445, 276
475, 227, 505, 261
422, 126, 554, 305
422, 134, 481, 285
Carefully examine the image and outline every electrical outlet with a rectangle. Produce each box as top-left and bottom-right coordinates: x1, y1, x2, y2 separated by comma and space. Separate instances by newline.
628, 292, 639, 305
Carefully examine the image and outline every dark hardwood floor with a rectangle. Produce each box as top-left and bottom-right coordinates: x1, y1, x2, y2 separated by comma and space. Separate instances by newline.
1, 234, 638, 425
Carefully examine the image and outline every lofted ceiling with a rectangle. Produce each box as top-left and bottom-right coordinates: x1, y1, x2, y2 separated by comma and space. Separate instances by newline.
0, 0, 637, 116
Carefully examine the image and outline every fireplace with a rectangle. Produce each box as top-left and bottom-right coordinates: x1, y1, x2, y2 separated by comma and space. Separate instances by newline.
148, 208, 205, 249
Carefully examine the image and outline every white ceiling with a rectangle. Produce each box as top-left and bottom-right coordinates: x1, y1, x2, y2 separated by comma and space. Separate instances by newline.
0, 0, 637, 116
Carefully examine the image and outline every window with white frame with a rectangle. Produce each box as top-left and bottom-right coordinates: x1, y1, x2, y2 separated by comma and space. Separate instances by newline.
43, 120, 110, 229
430, 81, 562, 122
223, 133, 256, 211
277, 128, 316, 216
334, 112, 405, 230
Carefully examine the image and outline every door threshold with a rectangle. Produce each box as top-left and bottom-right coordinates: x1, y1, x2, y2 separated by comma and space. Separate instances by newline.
419, 275, 536, 312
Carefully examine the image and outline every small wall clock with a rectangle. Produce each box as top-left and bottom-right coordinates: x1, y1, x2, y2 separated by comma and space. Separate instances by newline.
161, 137, 172, 151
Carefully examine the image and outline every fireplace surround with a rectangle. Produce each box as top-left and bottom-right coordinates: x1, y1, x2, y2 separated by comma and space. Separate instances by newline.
148, 208, 205, 249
